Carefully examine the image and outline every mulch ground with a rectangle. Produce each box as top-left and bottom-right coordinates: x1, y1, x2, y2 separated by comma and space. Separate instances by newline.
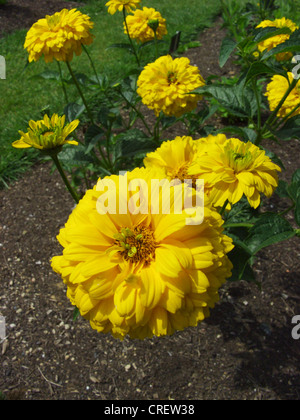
0, 0, 300, 401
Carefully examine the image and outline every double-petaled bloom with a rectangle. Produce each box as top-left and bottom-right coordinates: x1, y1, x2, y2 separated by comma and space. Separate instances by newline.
12, 114, 79, 151
137, 55, 205, 117
124, 7, 167, 43
144, 134, 281, 209
51, 167, 234, 340
190, 136, 281, 209
24, 8, 94, 63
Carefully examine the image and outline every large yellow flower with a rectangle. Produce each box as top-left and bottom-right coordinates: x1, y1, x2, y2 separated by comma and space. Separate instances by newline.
265, 72, 300, 119
24, 9, 94, 63
256, 17, 299, 61
12, 114, 79, 151
51, 167, 233, 340
106, 0, 141, 15
137, 55, 205, 117
192, 136, 281, 209
124, 7, 167, 43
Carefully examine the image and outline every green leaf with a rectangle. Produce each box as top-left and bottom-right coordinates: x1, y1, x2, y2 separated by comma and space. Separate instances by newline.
84, 124, 105, 154
192, 84, 257, 118
244, 213, 296, 255
226, 238, 256, 283
295, 193, 300, 227
73, 307, 80, 321
275, 180, 290, 198
262, 28, 300, 60
245, 61, 286, 84
31, 70, 60, 82
64, 103, 85, 122
253, 26, 292, 43
276, 116, 300, 141
116, 129, 155, 158
219, 38, 237, 68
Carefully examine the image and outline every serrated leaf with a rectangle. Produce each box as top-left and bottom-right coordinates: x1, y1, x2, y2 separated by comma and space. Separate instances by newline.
244, 213, 296, 255
192, 84, 257, 118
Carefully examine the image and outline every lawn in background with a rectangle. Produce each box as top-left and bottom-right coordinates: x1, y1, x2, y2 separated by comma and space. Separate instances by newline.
0, 0, 222, 187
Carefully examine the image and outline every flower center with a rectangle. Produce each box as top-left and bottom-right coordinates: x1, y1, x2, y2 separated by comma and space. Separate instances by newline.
167, 71, 178, 85
114, 226, 157, 265
226, 146, 252, 173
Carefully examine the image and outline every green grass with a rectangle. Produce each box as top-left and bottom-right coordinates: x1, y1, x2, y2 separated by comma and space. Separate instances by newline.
0, 0, 222, 187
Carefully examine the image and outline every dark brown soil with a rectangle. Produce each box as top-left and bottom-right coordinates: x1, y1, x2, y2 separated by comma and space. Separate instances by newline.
0, 0, 80, 37
1, 1, 300, 401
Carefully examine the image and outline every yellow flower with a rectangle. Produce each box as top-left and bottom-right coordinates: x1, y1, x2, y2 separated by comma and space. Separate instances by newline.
106, 0, 141, 15
265, 72, 300, 119
137, 55, 205, 117
192, 136, 281, 209
256, 17, 299, 61
12, 114, 79, 151
51, 167, 233, 340
24, 9, 94, 63
144, 136, 200, 182
124, 7, 167, 43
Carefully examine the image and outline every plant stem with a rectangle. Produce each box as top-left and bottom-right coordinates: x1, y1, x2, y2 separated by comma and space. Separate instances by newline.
273, 102, 300, 130
263, 77, 298, 130
223, 222, 254, 229
123, 8, 141, 67
82, 44, 102, 88
154, 31, 158, 59
119, 90, 152, 136
219, 199, 229, 216
51, 153, 80, 204
66, 61, 95, 125
57, 61, 69, 104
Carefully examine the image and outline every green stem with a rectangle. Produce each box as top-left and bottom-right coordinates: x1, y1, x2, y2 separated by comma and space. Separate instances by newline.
273, 102, 300, 131
119, 90, 152, 136
154, 30, 158, 59
57, 61, 69, 104
263, 77, 298, 130
223, 222, 254, 229
123, 8, 141, 67
219, 199, 229, 216
82, 44, 102, 88
66, 61, 95, 125
51, 153, 80, 204
278, 203, 295, 217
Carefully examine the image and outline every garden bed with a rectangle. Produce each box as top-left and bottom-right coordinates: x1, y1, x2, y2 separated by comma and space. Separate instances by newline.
0, 0, 300, 401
